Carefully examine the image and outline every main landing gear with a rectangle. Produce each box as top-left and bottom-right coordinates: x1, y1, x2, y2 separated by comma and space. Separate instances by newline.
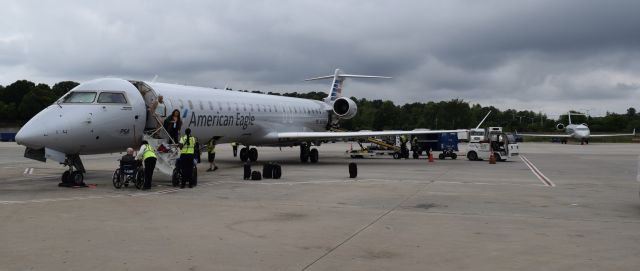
300, 143, 319, 163
581, 139, 589, 145
239, 146, 258, 162
59, 154, 86, 187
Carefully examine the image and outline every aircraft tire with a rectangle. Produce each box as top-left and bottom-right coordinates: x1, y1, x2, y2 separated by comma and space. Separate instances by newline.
240, 148, 249, 162
61, 170, 71, 184
249, 148, 258, 162
393, 153, 400, 159
70, 171, 84, 186
439, 153, 445, 160
310, 149, 319, 163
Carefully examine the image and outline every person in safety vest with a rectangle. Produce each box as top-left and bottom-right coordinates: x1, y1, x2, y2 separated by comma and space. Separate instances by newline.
400, 135, 409, 159
206, 138, 219, 172
135, 140, 157, 190
179, 128, 197, 188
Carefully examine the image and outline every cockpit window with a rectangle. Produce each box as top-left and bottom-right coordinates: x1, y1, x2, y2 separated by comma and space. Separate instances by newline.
63, 92, 97, 103
97, 92, 127, 104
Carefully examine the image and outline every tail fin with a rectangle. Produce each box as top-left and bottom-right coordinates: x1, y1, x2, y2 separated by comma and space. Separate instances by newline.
305, 68, 391, 103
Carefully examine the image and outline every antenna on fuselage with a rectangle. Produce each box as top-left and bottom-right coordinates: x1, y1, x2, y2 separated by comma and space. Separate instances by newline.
152, 75, 158, 83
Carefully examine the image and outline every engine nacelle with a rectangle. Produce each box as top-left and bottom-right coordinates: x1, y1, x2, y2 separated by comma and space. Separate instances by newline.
556, 123, 565, 130
332, 97, 358, 119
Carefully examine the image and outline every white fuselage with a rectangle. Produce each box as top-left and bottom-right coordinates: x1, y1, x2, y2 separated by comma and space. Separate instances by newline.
564, 124, 590, 139
16, 78, 331, 155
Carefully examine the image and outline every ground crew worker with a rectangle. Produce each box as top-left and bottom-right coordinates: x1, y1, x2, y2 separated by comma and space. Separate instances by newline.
400, 135, 409, 158
179, 128, 197, 188
206, 138, 219, 172
231, 142, 238, 157
135, 140, 157, 190
411, 136, 420, 157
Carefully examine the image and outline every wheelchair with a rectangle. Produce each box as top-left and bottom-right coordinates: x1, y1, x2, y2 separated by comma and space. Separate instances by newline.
171, 157, 198, 187
112, 160, 145, 189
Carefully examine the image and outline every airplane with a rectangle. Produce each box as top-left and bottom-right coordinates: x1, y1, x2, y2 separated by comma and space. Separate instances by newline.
517, 111, 635, 144
15, 68, 467, 185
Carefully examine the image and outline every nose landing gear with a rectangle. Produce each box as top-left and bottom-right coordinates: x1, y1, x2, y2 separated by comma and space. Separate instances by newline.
59, 154, 86, 187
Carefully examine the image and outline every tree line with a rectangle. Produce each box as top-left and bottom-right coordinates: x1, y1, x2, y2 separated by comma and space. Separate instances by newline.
1, 79, 638, 133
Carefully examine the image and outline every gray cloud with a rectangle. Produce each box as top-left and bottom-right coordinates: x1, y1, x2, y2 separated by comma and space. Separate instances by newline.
2, 0, 640, 116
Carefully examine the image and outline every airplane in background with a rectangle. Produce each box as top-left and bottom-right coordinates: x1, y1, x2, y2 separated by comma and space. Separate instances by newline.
16, 68, 466, 185
518, 111, 635, 144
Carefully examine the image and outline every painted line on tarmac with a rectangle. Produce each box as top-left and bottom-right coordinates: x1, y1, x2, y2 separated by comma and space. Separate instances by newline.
0, 181, 224, 205
23, 168, 34, 175
520, 155, 555, 187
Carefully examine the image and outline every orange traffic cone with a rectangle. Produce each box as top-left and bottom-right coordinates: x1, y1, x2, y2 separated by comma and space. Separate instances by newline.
489, 151, 496, 164
428, 151, 434, 163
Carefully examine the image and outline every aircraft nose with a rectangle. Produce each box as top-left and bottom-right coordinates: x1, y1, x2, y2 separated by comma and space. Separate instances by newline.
16, 115, 47, 149
16, 120, 46, 149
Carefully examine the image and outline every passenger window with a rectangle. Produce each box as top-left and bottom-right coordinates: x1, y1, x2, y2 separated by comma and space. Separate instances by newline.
63, 92, 97, 103
243, 103, 247, 112
188, 100, 194, 109
250, 104, 254, 112
235, 103, 239, 111
227, 102, 231, 111
256, 104, 260, 112
208, 101, 214, 110
218, 102, 223, 111
199, 101, 204, 110
179, 99, 184, 109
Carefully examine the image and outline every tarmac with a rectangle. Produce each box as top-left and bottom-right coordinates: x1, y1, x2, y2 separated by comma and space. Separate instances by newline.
1, 141, 640, 271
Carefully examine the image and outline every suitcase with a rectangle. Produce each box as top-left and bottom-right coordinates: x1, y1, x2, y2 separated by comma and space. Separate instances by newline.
349, 162, 357, 178
272, 164, 282, 179
251, 170, 262, 181
262, 163, 273, 179
243, 163, 251, 180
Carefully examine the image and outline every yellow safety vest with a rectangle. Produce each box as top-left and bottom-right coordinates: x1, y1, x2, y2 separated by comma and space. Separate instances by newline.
180, 135, 197, 154
207, 141, 216, 153
142, 144, 157, 160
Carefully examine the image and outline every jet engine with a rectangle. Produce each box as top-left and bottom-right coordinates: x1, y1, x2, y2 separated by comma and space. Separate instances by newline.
556, 123, 565, 130
332, 97, 358, 119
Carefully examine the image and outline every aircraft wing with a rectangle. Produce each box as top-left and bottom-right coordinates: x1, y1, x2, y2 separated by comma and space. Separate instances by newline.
588, 129, 635, 137
517, 133, 573, 138
277, 129, 468, 141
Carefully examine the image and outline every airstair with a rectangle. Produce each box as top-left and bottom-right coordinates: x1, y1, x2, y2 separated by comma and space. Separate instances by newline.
132, 80, 181, 176
140, 114, 181, 176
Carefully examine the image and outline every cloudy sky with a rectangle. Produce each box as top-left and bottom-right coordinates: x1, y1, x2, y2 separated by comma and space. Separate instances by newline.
2, 0, 640, 117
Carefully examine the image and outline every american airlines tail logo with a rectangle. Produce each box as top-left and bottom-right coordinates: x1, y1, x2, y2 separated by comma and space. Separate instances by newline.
330, 78, 343, 99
